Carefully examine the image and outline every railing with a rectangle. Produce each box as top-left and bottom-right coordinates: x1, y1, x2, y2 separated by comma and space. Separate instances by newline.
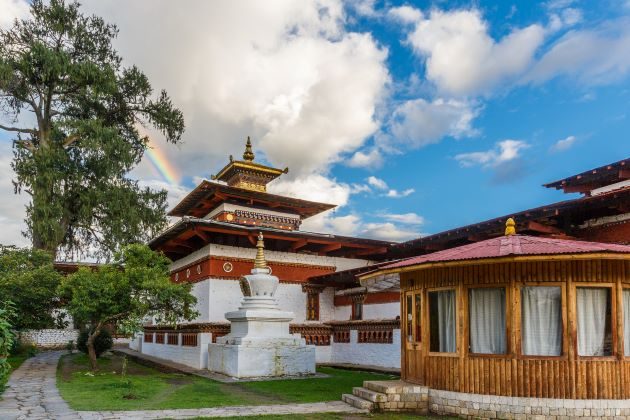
167, 333, 179, 345
358, 330, 394, 344
333, 331, 350, 343
155, 333, 165, 344
143, 333, 153, 343
181, 333, 198, 347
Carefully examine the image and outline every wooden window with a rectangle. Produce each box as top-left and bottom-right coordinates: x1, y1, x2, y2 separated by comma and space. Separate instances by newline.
306, 292, 320, 321
334, 330, 350, 343
143, 333, 153, 343
167, 333, 179, 345
181, 333, 198, 347
414, 293, 421, 342
577, 287, 613, 356
351, 300, 363, 320
521, 286, 562, 356
405, 292, 422, 343
468, 287, 507, 355
428, 289, 456, 353
405, 294, 413, 342
155, 333, 164, 344
358, 330, 394, 344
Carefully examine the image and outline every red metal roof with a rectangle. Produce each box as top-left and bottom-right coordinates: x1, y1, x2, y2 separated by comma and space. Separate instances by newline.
382, 235, 630, 270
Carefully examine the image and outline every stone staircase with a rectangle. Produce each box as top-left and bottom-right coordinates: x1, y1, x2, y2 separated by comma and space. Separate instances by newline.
342, 380, 429, 413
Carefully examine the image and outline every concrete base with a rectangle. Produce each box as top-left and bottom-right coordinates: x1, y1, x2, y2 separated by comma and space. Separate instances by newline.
208, 337, 316, 378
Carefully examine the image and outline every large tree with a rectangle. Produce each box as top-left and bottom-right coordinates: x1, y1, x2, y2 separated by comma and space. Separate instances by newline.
0, 0, 184, 259
60, 244, 197, 371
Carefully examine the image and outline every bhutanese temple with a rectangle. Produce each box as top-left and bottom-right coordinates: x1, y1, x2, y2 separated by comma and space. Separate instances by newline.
130, 139, 630, 376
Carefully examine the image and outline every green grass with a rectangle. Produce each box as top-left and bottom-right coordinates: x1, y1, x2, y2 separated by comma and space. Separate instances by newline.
186, 414, 445, 420
1, 354, 30, 392
57, 353, 397, 411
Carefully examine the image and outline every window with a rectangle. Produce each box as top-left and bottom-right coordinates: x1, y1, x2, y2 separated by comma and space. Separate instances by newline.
351, 299, 363, 320
414, 294, 421, 342
577, 287, 613, 356
406, 294, 413, 342
624, 290, 630, 356
429, 290, 456, 353
521, 286, 562, 356
405, 293, 422, 343
306, 292, 320, 321
469, 287, 506, 354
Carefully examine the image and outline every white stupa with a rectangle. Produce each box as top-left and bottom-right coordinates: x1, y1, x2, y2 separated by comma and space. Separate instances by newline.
207, 232, 316, 378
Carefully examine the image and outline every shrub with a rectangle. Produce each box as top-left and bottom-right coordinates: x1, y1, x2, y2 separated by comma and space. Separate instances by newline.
77, 328, 113, 358
0, 303, 16, 384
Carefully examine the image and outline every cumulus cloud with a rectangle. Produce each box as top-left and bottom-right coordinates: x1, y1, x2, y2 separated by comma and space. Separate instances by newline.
385, 188, 415, 198
367, 176, 388, 190
388, 5, 423, 24
402, 8, 545, 96
360, 222, 419, 241
380, 212, 425, 225
455, 140, 530, 168
346, 147, 383, 169
268, 173, 351, 206
0, 0, 29, 28
388, 98, 479, 148
550, 135, 577, 152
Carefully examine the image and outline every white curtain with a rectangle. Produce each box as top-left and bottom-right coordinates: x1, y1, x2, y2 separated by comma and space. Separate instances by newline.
577, 288, 610, 356
521, 287, 562, 356
469, 288, 506, 354
437, 290, 456, 353
624, 290, 630, 356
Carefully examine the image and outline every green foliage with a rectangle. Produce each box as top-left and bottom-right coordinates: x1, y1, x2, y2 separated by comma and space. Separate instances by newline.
0, 302, 16, 384
66, 340, 75, 354
59, 244, 197, 370
0, 246, 63, 330
0, 0, 185, 258
77, 328, 112, 358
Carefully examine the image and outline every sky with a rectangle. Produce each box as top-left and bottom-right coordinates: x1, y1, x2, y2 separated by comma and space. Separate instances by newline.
0, 0, 629, 247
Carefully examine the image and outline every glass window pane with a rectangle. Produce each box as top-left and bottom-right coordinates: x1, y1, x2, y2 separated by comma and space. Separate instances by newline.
406, 295, 413, 342
577, 287, 612, 356
429, 290, 456, 353
469, 288, 507, 354
521, 286, 562, 356
414, 294, 421, 342
624, 290, 630, 356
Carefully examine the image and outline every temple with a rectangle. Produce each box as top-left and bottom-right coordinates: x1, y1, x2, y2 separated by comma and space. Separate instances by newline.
129, 141, 629, 375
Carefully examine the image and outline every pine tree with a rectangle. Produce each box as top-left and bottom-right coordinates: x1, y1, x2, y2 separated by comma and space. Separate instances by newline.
0, 0, 184, 259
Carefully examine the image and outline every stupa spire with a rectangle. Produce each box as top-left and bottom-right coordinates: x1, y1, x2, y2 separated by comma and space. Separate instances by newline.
243, 136, 255, 161
505, 218, 516, 236
254, 232, 267, 269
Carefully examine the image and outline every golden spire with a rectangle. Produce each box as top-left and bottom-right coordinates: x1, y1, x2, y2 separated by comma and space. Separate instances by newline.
243, 136, 255, 161
254, 232, 267, 269
505, 218, 516, 236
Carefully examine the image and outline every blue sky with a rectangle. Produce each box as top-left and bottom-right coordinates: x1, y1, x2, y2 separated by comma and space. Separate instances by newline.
1, 0, 629, 246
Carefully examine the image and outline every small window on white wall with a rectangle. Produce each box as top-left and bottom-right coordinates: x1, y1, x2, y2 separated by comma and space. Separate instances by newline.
469, 288, 506, 354
577, 287, 612, 356
521, 286, 562, 356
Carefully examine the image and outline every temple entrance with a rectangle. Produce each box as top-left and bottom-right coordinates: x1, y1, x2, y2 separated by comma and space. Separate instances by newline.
403, 290, 423, 383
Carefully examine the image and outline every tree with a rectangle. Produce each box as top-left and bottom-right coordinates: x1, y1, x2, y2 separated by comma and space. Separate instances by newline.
0, 302, 16, 385
0, 0, 184, 259
0, 246, 64, 330
59, 244, 197, 371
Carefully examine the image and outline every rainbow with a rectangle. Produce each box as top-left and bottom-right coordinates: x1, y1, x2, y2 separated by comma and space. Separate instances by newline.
145, 138, 181, 185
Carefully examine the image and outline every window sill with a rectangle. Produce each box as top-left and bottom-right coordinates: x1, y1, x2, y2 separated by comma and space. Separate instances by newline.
428, 351, 458, 357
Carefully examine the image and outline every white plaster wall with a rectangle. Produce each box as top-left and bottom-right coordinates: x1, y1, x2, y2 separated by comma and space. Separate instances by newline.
314, 344, 332, 363
141, 333, 212, 369
318, 287, 335, 323
19, 329, 79, 349
334, 305, 352, 321
191, 280, 210, 322
331, 330, 400, 369
207, 279, 308, 323
363, 302, 400, 320
170, 244, 373, 273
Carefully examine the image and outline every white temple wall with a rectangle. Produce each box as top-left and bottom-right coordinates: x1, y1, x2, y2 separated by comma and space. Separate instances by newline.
363, 302, 400, 319
334, 305, 352, 321
191, 280, 210, 322
318, 287, 335, 323
140, 333, 212, 369
331, 330, 400, 369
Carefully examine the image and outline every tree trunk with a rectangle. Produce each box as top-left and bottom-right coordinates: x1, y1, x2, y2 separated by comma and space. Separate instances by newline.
86, 327, 102, 372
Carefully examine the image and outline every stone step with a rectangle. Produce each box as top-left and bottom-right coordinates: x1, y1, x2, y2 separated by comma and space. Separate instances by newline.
352, 386, 388, 403
342, 393, 374, 411
364, 380, 426, 395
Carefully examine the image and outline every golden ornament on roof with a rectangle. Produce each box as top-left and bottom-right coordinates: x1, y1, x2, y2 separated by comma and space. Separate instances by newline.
505, 218, 516, 236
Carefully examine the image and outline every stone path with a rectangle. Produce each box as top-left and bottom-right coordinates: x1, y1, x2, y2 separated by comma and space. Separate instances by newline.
0, 351, 366, 420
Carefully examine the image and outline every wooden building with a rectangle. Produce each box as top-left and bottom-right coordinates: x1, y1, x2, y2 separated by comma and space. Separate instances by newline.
359, 220, 630, 400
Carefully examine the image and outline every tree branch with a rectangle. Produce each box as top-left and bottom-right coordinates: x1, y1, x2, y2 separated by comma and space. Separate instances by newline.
0, 124, 37, 134
62, 134, 80, 147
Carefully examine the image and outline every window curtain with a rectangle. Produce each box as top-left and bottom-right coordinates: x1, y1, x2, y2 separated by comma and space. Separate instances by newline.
624, 290, 630, 356
437, 290, 456, 352
521, 286, 562, 356
577, 288, 609, 356
469, 288, 506, 354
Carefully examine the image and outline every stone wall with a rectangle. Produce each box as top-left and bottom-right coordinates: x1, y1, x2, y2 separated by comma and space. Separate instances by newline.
19, 329, 79, 349
428, 389, 630, 418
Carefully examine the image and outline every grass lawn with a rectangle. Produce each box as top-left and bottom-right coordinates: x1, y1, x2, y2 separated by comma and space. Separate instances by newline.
187, 415, 451, 419
57, 353, 398, 411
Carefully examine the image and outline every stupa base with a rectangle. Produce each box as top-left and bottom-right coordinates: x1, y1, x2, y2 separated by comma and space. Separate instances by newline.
208, 338, 316, 378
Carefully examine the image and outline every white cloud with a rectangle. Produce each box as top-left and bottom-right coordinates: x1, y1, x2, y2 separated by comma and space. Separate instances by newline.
360, 222, 419, 241
388, 98, 478, 148
388, 5, 423, 24
0, 0, 29, 29
0, 140, 30, 247
455, 140, 530, 167
366, 176, 388, 190
403, 8, 545, 96
550, 135, 577, 152
346, 147, 383, 168
268, 173, 351, 206
380, 212, 425, 225
385, 188, 415, 198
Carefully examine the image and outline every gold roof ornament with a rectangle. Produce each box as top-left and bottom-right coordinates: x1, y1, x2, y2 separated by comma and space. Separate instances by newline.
505, 218, 516, 236
254, 232, 267, 269
243, 136, 255, 161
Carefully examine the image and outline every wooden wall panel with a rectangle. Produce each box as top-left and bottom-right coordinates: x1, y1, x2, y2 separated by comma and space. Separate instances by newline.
400, 258, 630, 399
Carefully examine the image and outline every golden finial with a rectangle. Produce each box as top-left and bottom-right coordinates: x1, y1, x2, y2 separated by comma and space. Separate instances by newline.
505, 218, 516, 236
254, 232, 267, 269
243, 136, 255, 161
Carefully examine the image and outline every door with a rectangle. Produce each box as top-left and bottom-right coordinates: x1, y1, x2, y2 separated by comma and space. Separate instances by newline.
403, 291, 424, 383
